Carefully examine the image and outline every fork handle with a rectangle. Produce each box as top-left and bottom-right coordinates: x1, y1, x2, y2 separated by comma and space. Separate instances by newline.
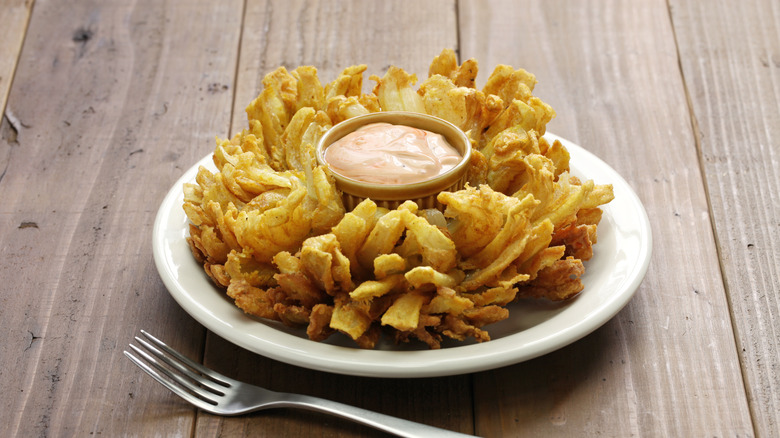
272, 393, 478, 438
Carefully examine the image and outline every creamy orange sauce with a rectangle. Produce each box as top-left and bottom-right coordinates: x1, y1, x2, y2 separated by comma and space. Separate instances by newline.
323, 122, 461, 184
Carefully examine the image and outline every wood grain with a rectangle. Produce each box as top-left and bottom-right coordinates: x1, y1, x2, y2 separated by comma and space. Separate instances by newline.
0, 0, 32, 114
230, 0, 459, 136
670, 0, 780, 435
459, 0, 753, 435
0, 0, 242, 435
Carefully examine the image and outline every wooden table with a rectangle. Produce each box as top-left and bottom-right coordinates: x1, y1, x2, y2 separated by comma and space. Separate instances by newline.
2, 0, 778, 436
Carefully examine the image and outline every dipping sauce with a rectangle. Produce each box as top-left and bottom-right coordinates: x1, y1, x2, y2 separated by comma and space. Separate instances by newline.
323, 122, 462, 184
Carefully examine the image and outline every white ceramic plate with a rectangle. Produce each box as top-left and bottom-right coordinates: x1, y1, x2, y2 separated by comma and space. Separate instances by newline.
152, 133, 651, 378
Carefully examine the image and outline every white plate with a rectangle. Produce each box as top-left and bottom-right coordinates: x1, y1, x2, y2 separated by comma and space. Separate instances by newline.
152, 133, 651, 378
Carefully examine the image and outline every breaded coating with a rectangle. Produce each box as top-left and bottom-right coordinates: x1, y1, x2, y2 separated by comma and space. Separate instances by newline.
182, 50, 614, 348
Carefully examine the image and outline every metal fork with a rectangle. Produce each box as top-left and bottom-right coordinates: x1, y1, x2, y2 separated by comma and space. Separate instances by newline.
124, 331, 477, 438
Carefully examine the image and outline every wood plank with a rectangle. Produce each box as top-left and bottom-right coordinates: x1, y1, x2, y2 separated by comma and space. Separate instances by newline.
0, 0, 33, 114
459, 0, 753, 436
199, 0, 472, 436
669, 0, 780, 435
230, 0, 459, 135
0, 0, 243, 436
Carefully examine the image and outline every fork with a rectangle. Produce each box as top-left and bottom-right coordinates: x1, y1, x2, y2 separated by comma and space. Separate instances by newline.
125, 331, 477, 438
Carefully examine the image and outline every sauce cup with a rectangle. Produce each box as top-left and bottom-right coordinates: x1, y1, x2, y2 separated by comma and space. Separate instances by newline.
316, 111, 472, 211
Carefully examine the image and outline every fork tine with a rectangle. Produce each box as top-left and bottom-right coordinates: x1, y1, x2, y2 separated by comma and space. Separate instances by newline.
124, 349, 217, 412
127, 342, 224, 400
139, 330, 231, 385
132, 337, 226, 395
